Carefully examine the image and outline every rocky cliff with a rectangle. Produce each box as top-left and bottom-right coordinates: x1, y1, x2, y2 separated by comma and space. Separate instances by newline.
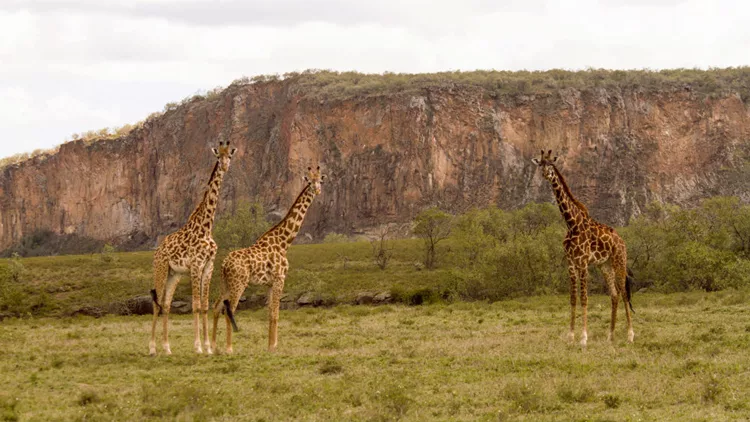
1, 70, 749, 252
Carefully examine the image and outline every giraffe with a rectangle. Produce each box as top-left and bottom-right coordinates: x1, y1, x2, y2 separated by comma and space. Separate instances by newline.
211, 165, 326, 354
149, 141, 237, 356
532, 150, 634, 346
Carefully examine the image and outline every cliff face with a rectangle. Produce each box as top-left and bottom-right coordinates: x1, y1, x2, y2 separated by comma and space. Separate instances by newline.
1, 77, 749, 252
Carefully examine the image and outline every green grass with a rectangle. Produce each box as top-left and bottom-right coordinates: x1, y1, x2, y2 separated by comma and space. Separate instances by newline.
1, 293, 749, 421
0, 239, 459, 316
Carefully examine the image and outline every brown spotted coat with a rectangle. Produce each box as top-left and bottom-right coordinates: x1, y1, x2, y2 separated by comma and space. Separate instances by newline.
211, 166, 325, 353
149, 142, 236, 355
533, 150, 634, 346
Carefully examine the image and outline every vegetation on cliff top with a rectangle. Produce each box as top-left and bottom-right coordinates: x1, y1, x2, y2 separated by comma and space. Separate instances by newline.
2, 67, 749, 169
275, 66, 750, 102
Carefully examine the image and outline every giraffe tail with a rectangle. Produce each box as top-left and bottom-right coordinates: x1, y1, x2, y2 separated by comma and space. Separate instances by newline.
625, 269, 635, 314
224, 299, 239, 332
150, 289, 163, 316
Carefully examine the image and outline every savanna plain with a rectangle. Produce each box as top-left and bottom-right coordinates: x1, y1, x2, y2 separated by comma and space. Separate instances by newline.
1, 234, 750, 421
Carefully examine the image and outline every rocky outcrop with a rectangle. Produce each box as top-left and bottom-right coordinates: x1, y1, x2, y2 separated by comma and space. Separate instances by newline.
1, 73, 749, 252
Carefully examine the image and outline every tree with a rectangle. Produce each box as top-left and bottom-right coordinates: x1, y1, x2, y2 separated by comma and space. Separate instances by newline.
371, 224, 396, 270
413, 207, 452, 270
213, 200, 271, 250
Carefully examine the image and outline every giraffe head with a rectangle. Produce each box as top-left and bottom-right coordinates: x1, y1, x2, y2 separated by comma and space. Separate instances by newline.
303, 165, 326, 195
531, 149, 558, 181
211, 141, 237, 172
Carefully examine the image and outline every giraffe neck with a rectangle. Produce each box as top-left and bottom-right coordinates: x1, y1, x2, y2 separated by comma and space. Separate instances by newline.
186, 162, 226, 235
548, 167, 588, 229
261, 184, 316, 249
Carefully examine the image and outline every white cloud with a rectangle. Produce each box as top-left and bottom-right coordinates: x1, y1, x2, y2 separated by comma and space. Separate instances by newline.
0, 0, 749, 158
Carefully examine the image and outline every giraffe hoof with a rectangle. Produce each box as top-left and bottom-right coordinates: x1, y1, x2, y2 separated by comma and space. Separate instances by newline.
628, 330, 635, 343
567, 331, 575, 342
226, 347, 233, 355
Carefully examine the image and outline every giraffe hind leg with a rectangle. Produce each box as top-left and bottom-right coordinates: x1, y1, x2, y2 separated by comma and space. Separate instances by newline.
225, 299, 239, 332
600, 262, 618, 343
150, 258, 169, 356
624, 271, 635, 342
150, 289, 162, 316
161, 270, 180, 355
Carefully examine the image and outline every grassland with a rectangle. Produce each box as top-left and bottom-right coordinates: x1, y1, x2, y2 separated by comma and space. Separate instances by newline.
2, 240, 750, 421
1, 291, 749, 421
0, 239, 456, 317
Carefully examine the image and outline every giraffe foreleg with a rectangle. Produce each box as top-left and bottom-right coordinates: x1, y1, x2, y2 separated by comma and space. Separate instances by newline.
578, 265, 590, 347
200, 258, 215, 355
190, 264, 205, 354
566, 259, 578, 343
267, 275, 285, 352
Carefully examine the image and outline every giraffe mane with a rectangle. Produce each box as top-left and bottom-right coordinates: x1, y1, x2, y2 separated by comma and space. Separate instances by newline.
263, 184, 312, 236
552, 164, 589, 217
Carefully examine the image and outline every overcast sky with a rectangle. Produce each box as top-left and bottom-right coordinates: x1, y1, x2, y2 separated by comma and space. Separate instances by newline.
1, 0, 748, 159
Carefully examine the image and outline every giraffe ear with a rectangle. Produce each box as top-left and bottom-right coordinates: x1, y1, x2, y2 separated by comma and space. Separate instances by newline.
552, 156, 558, 162
304, 176, 310, 183
230, 148, 237, 156
211, 148, 219, 156
321, 174, 327, 181
531, 158, 540, 165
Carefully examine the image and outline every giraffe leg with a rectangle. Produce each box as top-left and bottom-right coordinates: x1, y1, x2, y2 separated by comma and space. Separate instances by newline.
161, 270, 180, 355
600, 262, 618, 343
191, 265, 205, 354
200, 259, 214, 355
578, 265, 589, 347
566, 259, 578, 342
620, 264, 634, 343
624, 298, 634, 343
150, 258, 169, 356
211, 295, 223, 353
267, 276, 285, 352
226, 297, 241, 354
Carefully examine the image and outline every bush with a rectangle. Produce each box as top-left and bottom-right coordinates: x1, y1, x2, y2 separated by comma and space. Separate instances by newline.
99, 244, 117, 263
413, 207, 452, 270
621, 197, 750, 292
447, 203, 567, 301
213, 200, 271, 250
322, 233, 349, 243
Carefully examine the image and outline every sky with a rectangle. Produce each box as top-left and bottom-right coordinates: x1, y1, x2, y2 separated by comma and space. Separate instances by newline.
1, 0, 748, 159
